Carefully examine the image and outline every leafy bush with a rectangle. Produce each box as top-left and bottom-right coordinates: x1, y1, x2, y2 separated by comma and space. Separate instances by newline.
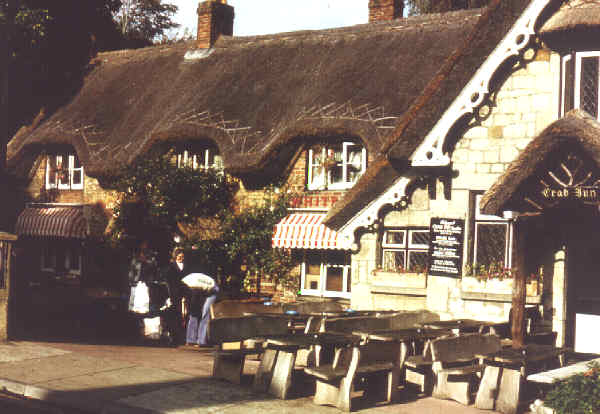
545, 362, 600, 414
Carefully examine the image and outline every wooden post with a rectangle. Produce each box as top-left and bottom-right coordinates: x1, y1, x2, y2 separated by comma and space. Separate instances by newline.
511, 218, 526, 348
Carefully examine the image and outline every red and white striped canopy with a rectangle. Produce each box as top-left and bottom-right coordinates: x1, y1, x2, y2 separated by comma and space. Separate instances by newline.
272, 213, 346, 250
16, 207, 87, 239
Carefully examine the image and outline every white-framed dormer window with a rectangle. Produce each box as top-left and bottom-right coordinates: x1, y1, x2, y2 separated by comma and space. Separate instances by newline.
561, 52, 600, 120
307, 141, 366, 190
176, 147, 223, 170
45, 153, 83, 190
381, 228, 430, 273
300, 250, 351, 299
473, 194, 513, 269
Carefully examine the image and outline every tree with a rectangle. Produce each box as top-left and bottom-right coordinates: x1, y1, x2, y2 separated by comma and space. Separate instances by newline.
405, 0, 491, 15
109, 151, 295, 294
115, 0, 178, 47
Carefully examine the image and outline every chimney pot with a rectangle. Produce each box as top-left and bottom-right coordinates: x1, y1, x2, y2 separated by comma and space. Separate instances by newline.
369, 0, 404, 23
197, 0, 234, 49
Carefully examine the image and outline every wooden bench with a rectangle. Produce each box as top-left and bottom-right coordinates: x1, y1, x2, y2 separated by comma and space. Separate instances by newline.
284, 301, 347, 315
208, 315, 289, 384
430, 333, 501, 405
304, 340, 401, 412
210, 299, 285, 319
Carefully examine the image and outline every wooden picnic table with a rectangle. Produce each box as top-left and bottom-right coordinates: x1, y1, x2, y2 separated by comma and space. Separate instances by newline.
253, 331, 361, 400
352, 327, 451, 342
474, 344, 571, 414
419, 318, 504, 334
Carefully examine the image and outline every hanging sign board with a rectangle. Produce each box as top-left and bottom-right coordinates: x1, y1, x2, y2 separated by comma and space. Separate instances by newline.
428, 217, 465, 278
541, 186, 600, 202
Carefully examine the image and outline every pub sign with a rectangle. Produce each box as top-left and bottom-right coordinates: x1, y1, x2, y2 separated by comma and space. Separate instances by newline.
428, 217, 465, 278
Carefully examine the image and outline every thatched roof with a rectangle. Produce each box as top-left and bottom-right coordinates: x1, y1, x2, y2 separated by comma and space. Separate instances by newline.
8, 8, 485, 182
324, 0, 533, 230
540, 0, 600, 50
480, 109, 600, 216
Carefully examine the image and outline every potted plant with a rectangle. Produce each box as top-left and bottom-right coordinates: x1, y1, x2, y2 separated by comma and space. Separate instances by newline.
534, 362, 600, 414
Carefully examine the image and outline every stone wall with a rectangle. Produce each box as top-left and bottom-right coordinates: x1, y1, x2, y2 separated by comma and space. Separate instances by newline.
349, 49, 560, 320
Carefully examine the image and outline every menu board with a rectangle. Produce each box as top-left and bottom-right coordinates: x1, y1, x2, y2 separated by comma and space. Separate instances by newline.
428, 217, 465, 278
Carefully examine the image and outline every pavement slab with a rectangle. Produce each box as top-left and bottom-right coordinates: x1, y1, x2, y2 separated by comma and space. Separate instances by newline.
0, 353, 137, 384
0, 341, 71, 363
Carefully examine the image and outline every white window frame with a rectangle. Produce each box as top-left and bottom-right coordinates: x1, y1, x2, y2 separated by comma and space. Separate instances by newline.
299, 251, 351, 299
45, 154, 84, 190
176, 148, 223, 171
381, 228, 430, 272
307, 141, 366, 191
473, 194, 513, 268
561, 51, 600, 120
40, 246, 57, 272
64, 247, 82, 276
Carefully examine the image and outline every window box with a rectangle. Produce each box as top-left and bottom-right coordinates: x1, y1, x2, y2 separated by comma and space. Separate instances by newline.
461, 276, 541, 297
371, 270, 427, 289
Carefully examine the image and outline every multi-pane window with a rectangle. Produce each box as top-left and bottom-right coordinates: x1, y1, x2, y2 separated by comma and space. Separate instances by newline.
561, 52, 600, 120
307, 141, 366, 190
301, 250, 351, 298
45, 153, 83, 190
176, 147, 223, 170
40, 245, 82, 276
381, 228, 430, 272
473, 195, 512, 268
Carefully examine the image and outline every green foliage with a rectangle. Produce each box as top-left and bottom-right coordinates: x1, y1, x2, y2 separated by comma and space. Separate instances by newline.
110, 152, 296, 295
109, 151, 236, 252
116, 0, 179, 46
545, 362, 600, 414
220, 187, 295, 291
405, 0, 491, 15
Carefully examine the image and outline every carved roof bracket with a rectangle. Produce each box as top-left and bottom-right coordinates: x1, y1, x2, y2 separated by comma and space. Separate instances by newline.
410, 0, 553, 167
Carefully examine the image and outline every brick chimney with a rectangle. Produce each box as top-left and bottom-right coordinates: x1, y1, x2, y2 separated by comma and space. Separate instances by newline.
197, 0, 234, 49
368, 0, 404, 22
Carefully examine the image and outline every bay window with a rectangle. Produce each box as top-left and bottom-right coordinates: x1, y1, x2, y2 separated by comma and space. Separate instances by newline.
561, 52, 600, 120
300, 250, 351, 298
381, 228, 430, 273
307, 141, 366, 190
45, 153, 83, 190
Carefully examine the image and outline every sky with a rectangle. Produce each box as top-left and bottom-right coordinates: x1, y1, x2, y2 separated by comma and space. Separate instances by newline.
169, 0, 368, 38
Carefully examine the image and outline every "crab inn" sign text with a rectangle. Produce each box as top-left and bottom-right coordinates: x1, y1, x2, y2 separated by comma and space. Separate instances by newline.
542, 186, 600, 202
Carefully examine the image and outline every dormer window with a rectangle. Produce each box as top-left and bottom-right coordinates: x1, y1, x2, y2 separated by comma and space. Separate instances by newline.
307, 141, 366, 191
561, 52, 600, 119
45, 153, 83, 190
176, 145, 223, 170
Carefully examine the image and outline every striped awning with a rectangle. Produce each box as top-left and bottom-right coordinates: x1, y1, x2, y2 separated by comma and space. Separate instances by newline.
16, 207, 87, 239
272, 213, 346, 250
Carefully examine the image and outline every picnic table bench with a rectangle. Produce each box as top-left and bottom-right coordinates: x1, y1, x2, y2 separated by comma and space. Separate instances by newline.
474, 344, 570, 414
304, 340, 402, 412
253, 332, 361, 399
208, 315, 289, 384
430, 333, 502, 406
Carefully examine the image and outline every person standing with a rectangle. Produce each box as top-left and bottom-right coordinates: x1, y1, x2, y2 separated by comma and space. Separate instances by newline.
185, 273, 219, 346
128, 240, 159, 313
162, 247, 187, 345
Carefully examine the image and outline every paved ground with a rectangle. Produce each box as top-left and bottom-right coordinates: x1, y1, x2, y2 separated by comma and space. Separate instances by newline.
0, 338, 523, 414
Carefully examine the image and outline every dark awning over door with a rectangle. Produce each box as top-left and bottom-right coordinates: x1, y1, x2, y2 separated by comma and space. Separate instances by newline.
16, 206, 87, 239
